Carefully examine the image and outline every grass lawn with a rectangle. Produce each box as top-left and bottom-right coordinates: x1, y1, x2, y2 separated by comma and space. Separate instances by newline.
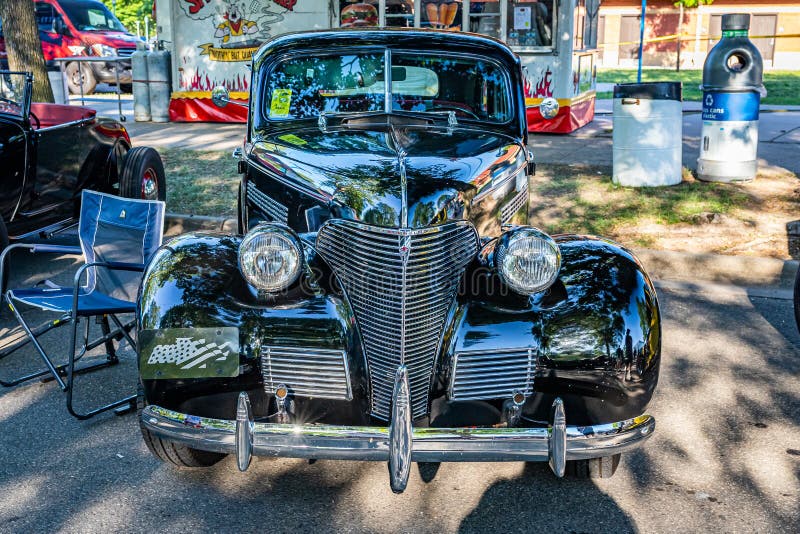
160, 148, 238, 216
530, 165, 747, 242
596, 68, 800, 105
530, 164, 800, 257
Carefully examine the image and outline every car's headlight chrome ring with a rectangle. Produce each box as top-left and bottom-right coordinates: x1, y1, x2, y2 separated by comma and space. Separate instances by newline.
238, 224, 303, 293
495, 227, 561, 295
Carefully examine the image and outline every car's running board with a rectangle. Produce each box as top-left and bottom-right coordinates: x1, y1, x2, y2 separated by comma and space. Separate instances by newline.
9, 219, 77, 241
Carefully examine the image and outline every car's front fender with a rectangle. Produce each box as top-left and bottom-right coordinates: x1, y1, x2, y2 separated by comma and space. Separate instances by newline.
440, 235, 660, 426
137, 232, 369, 423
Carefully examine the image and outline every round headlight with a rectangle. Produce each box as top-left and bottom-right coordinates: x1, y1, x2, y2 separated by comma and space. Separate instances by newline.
238, 224, 303, 292
495, 228, 561, 295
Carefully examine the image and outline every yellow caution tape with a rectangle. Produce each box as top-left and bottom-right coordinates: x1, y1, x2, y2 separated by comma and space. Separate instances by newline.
601, 32, 800, 48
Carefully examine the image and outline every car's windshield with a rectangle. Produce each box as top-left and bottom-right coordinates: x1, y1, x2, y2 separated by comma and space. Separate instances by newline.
263, 50, 511, 123
61, 0, 127, 32
0, 73, 28, 117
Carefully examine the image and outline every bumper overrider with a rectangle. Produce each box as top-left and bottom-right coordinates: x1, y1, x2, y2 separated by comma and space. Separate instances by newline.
141, 366, 655, 492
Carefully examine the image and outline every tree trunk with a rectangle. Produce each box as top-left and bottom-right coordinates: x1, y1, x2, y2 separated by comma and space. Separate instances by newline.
0, 0, 54, 103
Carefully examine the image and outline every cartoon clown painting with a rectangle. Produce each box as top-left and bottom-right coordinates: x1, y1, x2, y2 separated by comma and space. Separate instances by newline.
214, 1, 259, 46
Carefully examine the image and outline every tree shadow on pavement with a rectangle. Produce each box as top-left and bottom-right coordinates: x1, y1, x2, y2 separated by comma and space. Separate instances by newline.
458, 462, 636, 533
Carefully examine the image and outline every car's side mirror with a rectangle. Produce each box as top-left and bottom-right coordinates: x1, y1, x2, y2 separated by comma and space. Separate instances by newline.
211, 86, 229, 108
211, 85, 248, 109
52, 17, 69, 36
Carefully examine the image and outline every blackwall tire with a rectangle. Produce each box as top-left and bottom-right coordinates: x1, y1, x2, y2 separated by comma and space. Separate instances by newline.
65, 61, 97, 95
565, 454, 621, 479
794, 269, 800, 334
137, 389, 226, 468
120, 146, 166, 201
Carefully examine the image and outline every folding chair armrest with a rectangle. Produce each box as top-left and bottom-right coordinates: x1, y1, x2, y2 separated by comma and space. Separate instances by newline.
0, 243, 83, 295
29, 244, 84, 255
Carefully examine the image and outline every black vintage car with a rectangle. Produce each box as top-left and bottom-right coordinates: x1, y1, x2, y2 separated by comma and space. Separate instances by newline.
0, 71, 165, 247
137, 30, 660, 492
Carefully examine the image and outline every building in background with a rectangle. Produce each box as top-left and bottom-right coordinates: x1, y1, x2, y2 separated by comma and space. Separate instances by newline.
598, 0, 800, 69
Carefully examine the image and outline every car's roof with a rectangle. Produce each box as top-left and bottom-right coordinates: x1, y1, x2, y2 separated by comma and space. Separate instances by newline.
252, 28, 520, 68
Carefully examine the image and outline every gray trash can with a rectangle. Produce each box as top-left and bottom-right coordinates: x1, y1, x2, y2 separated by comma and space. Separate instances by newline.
613, 82, 683, 187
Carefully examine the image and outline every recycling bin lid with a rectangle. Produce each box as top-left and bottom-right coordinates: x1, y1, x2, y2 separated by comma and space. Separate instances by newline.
722, 13, 750, 31
614, 82, 682, 101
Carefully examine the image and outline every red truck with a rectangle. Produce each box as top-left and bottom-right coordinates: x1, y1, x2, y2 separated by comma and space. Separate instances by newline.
0, 0, 140, 94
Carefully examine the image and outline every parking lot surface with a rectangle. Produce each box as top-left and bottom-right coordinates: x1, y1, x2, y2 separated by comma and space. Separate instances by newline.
0, 243, 798, 532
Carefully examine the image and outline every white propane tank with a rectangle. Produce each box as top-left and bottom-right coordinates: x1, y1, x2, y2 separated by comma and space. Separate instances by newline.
147, 47, 171, 123
612, 82, 683, 187
132, 42, 151, 122
47, 70, 68, 104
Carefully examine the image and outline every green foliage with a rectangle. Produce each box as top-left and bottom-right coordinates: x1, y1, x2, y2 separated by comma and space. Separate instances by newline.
100, 0, 153, 33
673, 0, 713, 8
596, 68, 800, 106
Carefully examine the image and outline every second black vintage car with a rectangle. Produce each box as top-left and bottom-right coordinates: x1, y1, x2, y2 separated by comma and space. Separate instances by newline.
136, 30, 660, 492
0, 71, 165, 248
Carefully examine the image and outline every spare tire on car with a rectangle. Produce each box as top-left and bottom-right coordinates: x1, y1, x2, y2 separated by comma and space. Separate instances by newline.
120, 146, 166, 201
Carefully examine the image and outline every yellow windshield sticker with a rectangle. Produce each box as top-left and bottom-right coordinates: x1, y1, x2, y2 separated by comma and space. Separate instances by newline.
270, 89, 292, 117
277, 134, 307, 146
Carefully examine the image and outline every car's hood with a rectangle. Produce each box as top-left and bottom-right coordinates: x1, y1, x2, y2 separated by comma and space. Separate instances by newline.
250, 124, 526, 228
84, 32, 140, 48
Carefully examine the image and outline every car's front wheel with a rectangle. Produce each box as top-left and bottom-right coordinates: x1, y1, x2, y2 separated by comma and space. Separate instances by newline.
65, 61, 97, 95
565, 454, 621, 479
119, 147, 166, 201
137, 390, 227, 468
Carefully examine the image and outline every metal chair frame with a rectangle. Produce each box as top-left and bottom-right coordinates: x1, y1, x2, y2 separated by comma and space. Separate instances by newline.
0, 244, 143, 419
0, 191, 163, 420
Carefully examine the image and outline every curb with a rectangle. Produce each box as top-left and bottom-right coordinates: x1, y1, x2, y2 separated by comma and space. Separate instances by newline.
164, 213, 236, 236
164, 213, 799, 290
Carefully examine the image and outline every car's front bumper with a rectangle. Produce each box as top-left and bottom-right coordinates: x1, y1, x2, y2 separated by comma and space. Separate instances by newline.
91, 61, 132, 84
141, 390, 655, 491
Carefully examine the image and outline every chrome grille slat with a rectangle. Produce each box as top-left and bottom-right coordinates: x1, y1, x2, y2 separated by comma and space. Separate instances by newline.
317, 220, 478, 420
247, 182, 289, 224
449, 348, 536, 401
261, 346, 351, 400
501, 184, 529, 225
315, 248, 471, 282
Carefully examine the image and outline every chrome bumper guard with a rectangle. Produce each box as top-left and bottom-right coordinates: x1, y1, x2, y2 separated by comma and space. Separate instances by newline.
141, 373, 655, 492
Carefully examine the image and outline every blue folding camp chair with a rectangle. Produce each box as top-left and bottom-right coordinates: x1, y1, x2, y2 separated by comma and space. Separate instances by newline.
0, 190, 165, 419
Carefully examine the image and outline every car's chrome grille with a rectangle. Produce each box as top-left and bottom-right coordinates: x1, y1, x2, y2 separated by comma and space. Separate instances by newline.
500, 184, 529, 225
247, 181, 288, 224
316, 220, 479, 420
260, 346, 351, 400
449, 348, 536, 401
116, 47, 135, 58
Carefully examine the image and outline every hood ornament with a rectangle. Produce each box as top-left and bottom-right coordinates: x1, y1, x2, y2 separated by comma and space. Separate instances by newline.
447, 110, 457, 134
